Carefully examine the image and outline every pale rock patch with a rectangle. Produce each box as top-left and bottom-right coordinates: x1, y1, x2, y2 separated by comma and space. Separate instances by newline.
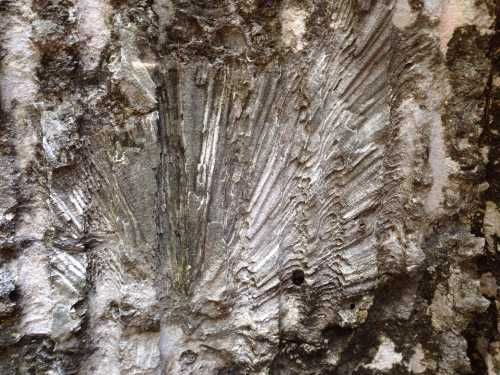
407, 343, 427, 374
77, 0, 112, 71
280, 5, 309, 52
365, 336, 403, 372
393, 0, 417, 29
484, 201, 500, 252
424, 0, 495, 53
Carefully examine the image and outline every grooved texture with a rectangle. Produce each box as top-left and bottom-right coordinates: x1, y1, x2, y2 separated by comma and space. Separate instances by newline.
0, 0, 499, 374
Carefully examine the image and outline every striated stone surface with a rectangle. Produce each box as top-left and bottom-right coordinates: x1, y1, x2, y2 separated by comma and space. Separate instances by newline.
0, 0, 499, 374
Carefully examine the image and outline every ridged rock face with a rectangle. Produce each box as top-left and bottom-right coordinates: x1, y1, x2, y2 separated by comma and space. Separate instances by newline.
156, 2, 394, 372
0, 0, 499, 374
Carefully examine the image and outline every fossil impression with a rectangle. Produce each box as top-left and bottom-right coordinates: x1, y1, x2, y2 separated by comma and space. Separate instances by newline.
0, 0, 499, 374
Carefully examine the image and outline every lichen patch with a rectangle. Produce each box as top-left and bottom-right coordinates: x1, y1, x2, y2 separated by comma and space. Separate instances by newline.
424, 0, 495, 53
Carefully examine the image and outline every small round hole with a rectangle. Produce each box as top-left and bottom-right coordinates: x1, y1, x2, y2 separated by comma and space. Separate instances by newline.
291, 269, 305, 286
350, 303, 356, 310
8, 289, 18, 301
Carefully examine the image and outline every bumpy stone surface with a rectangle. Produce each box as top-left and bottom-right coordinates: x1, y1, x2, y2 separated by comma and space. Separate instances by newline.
0, 0, 499, 374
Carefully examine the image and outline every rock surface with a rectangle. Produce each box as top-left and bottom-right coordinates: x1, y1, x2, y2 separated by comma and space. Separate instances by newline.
0, 0, 499, 374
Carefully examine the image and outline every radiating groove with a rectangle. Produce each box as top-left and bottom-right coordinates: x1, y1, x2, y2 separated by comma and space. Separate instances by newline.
153, 1, 397, 369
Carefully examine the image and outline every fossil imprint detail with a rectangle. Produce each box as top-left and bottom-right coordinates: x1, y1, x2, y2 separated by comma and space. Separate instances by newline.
0, 0, 498, 374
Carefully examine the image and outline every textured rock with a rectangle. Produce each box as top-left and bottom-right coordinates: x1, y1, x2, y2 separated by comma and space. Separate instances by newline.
0, 0, 499, 374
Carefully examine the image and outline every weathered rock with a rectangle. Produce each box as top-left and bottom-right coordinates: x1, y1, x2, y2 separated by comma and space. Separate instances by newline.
0, 0, 499, 373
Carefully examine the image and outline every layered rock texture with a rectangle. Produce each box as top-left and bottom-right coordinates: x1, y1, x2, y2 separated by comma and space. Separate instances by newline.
0, 0, 499, 374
